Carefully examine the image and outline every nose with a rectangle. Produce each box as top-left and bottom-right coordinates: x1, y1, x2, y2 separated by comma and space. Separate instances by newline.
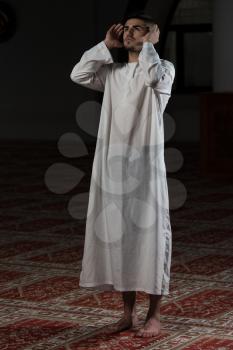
126, 29, 134, 39
128, 27, 134, 35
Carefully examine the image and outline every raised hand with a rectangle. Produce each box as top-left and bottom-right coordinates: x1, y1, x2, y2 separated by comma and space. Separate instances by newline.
142, 24, 160, 45
104, 23, 124, 49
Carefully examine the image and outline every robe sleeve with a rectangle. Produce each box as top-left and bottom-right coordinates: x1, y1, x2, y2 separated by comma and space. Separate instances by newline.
138, 41, 175, 95
70, 41, 114, 92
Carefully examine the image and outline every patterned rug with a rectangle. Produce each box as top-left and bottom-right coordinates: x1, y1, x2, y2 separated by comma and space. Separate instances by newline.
0, 141, 233, 349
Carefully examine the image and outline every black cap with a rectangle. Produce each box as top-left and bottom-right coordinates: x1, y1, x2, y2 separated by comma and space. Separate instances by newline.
122, 10, 156, 25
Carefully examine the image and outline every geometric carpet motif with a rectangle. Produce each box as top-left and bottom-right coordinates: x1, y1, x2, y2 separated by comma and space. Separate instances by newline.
0, 141, 233, 349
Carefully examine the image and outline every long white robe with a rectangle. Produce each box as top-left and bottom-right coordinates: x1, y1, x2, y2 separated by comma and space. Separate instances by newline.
70, 40, 175, 295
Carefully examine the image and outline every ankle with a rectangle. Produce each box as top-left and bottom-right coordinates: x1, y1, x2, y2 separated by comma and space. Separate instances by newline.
124, 310, 136, 319
149, 313, 160, 321
146, 310, 160, 320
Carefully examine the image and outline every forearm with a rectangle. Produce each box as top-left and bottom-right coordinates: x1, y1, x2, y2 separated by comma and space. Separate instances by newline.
70, 41, 114, 91
71, 41, 113, 78
138, 42, 164, 85
138, 42, 175, 92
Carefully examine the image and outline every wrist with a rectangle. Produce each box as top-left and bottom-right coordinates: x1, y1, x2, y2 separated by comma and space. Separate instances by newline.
143, 39, 153, 43
104, 39, 112, 49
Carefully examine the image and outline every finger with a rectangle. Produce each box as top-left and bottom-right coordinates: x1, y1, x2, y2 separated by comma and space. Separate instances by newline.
109, 24, 117, 29
112, 24, 122, 34
115, 26, 123, 34
108, 24, 117, 33
148, 24, 155, 32
114, 27, 123, 35
116, 25, 124, 31
115, 29, 123, 38
110, 26, 120, 36
114, 23, 123, 30
115, 24, 123, 30
151, 24, 157, 32
117, 30, 123, 38
116, 30, 123, 36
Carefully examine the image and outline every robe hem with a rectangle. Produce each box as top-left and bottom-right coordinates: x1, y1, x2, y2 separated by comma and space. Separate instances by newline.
79, 281, 169, 295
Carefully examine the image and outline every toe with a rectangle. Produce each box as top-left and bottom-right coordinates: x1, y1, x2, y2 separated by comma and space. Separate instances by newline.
135, 329, 144, 337
144, 332, 149, 337
141, 330, 158, 337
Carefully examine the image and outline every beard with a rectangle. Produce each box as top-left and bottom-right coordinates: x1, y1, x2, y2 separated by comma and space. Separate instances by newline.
124, 42, 142, 53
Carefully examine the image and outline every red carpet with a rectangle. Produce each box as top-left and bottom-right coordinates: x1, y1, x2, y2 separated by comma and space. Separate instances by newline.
0, 141, 233, 349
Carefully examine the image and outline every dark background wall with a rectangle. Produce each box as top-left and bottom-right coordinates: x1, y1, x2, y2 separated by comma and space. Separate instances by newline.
0, 0, 207, 143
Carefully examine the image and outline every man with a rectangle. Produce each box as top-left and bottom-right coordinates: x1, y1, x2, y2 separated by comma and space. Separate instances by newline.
70, 11, 175, 337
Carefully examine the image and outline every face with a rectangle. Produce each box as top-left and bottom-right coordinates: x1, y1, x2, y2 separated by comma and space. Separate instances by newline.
123, 18, 150, 52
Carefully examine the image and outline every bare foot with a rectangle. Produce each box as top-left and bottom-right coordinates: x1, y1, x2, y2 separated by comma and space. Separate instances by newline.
103, 314, 139, 334
135, 316, 161, 337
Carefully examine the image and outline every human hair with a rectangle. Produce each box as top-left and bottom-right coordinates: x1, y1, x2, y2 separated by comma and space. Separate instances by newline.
122, 10, 157, 27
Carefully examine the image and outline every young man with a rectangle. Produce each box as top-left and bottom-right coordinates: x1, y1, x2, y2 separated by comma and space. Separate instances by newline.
70, 11, 175, 337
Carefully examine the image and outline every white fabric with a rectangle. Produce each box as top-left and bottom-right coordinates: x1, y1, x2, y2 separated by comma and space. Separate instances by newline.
70, 40, 175, 295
